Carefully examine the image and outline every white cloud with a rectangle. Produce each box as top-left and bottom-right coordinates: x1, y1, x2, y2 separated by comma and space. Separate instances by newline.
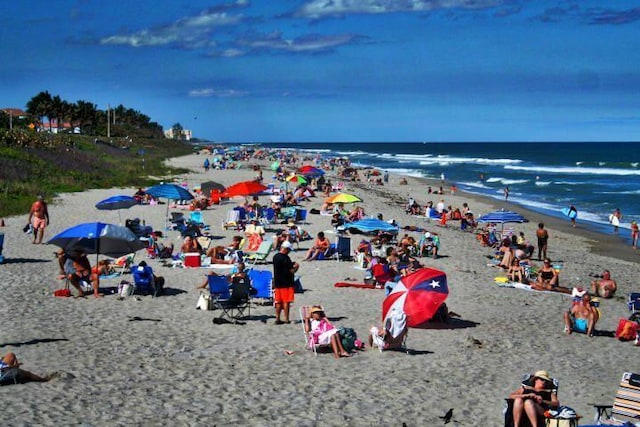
189, 88, 248, 97
100, 11, 243, 48
294, 0, 505, 19
238, 32, 360, 53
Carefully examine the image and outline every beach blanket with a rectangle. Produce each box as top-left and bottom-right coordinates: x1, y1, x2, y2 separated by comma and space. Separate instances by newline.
334, 282, 380, 289
494, 279, 572, 297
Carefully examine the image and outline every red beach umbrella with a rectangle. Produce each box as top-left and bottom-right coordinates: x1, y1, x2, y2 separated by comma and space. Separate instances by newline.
382, 268, 449, 328
297, 165, 324, 177
221, 180, 268, 198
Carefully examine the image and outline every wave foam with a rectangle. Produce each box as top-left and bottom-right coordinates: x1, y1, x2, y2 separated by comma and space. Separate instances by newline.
505, 165, 640, 176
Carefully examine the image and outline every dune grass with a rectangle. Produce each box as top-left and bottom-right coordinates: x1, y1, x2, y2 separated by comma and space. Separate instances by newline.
0, 131, 193, 218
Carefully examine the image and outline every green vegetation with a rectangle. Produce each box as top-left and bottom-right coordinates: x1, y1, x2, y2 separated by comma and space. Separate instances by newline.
0, 129, 192, 218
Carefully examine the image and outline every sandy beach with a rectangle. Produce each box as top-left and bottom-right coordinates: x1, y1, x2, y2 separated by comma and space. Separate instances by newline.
1, 152, 638, 426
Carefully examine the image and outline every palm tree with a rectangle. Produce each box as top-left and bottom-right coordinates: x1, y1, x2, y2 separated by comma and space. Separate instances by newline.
26, 91, 53, 131
75, 100, 97, 134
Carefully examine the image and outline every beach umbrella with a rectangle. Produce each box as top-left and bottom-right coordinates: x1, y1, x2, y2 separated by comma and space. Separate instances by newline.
270, 161, 281, 171
347, 218, 398, 233
382, 268, 449, 328
146, 183, 194, 201
477, 209, 528, 233
286, 175, 307, 185
48, 222, 146, 260
298, 165, 324, 177
326, 193, 362, 204
221, 180, 268, 198
201, 181, 226, 195
95, 195, 138, 224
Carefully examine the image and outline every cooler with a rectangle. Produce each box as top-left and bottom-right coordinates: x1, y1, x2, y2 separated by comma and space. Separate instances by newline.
184, 252, 201, 268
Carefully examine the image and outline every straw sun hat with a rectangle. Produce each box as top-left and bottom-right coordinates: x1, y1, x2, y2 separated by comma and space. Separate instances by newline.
310, 306, 324, 314
533, 370, 552, 383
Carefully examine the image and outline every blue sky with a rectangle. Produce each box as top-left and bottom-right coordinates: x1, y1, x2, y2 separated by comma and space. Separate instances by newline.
1, 1, 639, 142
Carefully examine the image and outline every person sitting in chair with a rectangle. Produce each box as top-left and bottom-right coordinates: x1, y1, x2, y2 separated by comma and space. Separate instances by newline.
368, 307, 408, 351
304, 306, 350, 359
303, 231, 331, 261
508, 370, 559, 427
1, 352, 52, 384
180, 236, 203, 255
563, 288, 599, 336
134, 261, 165, 297
206, 235, 243, 264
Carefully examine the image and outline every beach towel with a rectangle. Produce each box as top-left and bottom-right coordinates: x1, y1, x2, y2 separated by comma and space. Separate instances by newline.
334, 282, 380, 289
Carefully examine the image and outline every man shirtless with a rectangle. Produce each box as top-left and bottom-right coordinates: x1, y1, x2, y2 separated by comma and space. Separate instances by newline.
564, 289, 599, 336
590, 270, 617, 299
28, 195, 49, 244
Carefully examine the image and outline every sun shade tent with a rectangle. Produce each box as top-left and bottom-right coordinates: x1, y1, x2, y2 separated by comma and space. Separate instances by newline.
347, 218, 399, 234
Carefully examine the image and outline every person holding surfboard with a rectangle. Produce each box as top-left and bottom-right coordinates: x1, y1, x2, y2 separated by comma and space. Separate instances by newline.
568, 205, 577, 227
609, 208, 622, 233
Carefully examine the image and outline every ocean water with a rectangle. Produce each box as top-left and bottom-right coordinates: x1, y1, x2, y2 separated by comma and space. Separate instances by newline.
263, 142, 640, 238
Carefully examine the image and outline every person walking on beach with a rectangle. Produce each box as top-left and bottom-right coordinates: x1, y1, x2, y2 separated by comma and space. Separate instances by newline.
631, 220, 639, 249
610, 208, 622, 233
27, 195, 49, 244
536, 223, 548, 261
504, 186, 510, 201
568, 204, 577, 227
272, 240, 299, 324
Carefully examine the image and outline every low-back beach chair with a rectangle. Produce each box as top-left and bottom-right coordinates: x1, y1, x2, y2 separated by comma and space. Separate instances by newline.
244, 240, 272, 266
504, 374, 561, 427
371, 309, 408, 353
214, 279, 252, 324
247, 269, 273, 304
593, 372, 640, 425
222, 210, 240, 230
189, 210, 205, 226
299, 305, 329, 356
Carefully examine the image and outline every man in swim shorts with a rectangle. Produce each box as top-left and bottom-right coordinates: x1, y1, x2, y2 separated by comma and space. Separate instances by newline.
28, 195, 49, 244
564, 288, 598, 337
272, 240, 299, 325
590, 270, 617, 299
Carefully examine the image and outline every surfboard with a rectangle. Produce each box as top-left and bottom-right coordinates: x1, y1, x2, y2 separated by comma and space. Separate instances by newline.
561, 207, 578, 220
609, 214, 620, 227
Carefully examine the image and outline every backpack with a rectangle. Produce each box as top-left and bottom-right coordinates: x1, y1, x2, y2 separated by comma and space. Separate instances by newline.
338, 327, 358, 353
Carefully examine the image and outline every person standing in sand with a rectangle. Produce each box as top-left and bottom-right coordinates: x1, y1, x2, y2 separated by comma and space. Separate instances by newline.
272, 240, 299, 324
631, 220, 638, 249
28, 195, 49, 244
536, 223, 548, 261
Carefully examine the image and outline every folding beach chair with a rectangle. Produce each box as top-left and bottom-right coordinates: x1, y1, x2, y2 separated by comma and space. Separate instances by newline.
592, 372, 640, 425
504, 374, 561, 427
371, 308, 408, 353
300, 305, 324, 356
113, 253, 135, 274
244, 240, 273, 266
334, 236, 351, 262
189, 210, 204, 226
214, 277, 252, 324
259, 207, 276, 227
222, 210, 240, 230
247, 269, 273, 304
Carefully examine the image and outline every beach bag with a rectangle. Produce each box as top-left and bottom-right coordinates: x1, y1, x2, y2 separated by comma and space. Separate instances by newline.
196, 293, 210, 310
338, 327, 358, 353
118, 280, 135, 298
615, 317, 639, 341
53, 289, 71, 298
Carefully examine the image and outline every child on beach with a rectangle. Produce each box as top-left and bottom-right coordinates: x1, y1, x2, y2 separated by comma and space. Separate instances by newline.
304, 306, 350, 358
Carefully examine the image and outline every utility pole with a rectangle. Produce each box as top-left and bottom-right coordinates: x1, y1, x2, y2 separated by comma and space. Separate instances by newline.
107, 104, 110, 138
9, 110, 12, 130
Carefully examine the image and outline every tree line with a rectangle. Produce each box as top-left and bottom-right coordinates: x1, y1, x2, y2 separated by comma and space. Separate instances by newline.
1, 91, 164, 139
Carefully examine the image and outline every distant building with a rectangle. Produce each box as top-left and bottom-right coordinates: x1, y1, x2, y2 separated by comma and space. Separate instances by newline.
164, 128, 192, 141
1, 108, 28, 118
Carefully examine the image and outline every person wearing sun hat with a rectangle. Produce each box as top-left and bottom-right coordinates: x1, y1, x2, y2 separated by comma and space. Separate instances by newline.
508, 370, 559, 427
272, 240, 299, 325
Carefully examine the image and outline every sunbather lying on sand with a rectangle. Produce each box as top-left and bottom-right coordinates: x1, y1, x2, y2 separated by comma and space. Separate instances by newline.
1, 352, 52, 384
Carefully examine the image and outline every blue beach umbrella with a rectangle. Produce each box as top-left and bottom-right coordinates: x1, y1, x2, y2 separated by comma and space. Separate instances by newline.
347, 218, 399, 233
477, 209, 528, 232
48, 222, 146, 260
146, 183, 195, 220
95, 195, 138, 224
145, 183, 194, 201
